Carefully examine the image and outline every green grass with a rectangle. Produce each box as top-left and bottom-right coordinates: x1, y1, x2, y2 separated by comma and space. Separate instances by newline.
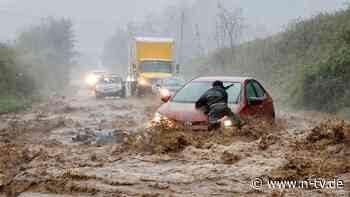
0, 94, 33, 113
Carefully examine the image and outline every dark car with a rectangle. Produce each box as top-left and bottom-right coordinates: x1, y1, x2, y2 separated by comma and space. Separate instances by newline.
153, 76, 275, 130
94, 74, 125, 99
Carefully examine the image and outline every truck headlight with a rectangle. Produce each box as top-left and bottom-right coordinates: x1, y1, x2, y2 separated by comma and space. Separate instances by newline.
139, 78, 148, 86
223, 119, 233, 128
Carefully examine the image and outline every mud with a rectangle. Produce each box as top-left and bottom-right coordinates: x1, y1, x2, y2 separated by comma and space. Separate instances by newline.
271, 120, 350, 181
0, 86, 349, 196
121, 117, 283, 155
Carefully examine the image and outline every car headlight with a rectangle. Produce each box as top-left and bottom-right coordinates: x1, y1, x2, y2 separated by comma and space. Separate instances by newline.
85, 74, 98, 86
154, 112, 162, 123
160, 88, 170, 97
223, 119, 233, 128
139, 78, 149, 86
151, 112, 176, 128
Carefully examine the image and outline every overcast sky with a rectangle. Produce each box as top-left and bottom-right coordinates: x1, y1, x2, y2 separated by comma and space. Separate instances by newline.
0, 0, 346, 63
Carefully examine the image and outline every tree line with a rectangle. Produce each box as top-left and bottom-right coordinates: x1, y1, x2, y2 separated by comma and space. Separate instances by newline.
0, 18, 76, 112
204, 7, 350, 116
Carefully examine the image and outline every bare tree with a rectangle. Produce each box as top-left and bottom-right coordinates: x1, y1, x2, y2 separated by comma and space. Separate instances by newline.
215, 2, 244, 63
179, 10, 185, 65
194, 23, 204, 57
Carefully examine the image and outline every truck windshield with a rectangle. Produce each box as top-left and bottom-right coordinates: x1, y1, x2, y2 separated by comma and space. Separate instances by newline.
172, 81, 241, 104
139, 61, 172, 73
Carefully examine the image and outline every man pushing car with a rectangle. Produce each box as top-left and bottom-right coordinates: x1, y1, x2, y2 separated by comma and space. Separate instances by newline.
195, 80, 242, 130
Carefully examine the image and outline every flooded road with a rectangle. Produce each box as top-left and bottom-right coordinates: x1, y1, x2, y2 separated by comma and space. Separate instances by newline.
0, 85, 349, 197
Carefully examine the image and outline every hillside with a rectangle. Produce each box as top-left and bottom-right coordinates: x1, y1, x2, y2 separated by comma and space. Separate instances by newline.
201, 7, 350, 117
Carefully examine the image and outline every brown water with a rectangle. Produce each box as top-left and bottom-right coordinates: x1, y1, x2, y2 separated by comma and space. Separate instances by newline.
0, 85, 349, 197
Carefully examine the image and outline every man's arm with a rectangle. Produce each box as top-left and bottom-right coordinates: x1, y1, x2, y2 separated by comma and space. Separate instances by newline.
224, 84, 235, 90
195, 92, 208, 109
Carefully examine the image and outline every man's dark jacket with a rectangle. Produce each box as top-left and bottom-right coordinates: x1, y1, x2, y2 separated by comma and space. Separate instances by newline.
195, 86, 228, 114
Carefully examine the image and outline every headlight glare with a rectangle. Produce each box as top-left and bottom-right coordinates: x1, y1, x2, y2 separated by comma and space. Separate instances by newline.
154, 112, 162, 123
139, 78, 148, 86
160, 88, 170, 97
86, 74, 98, 86
151, 112, 176, 128
223, 119, 233, 128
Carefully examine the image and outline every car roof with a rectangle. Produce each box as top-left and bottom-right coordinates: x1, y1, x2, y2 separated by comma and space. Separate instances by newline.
102, 72, 121, 76
192, 76, 253, 83
92, 71, 108, 75
92, 70, 107, 72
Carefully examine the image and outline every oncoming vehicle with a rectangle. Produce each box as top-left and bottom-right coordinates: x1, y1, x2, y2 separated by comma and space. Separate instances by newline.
85, 71, 108, 89
153, 76, 275, 130
127, 37, 180, 96
94, 74, 125, 99
152, 77, 186, 98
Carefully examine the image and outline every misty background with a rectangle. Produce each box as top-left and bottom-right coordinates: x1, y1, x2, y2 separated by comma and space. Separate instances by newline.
1, 0, 350, 116
0, 0, 346, 66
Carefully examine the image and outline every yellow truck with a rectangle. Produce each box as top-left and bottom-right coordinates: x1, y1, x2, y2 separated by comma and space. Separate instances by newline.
127, 37, 179, 96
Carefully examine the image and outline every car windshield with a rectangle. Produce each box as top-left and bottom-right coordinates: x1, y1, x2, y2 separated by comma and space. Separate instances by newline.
171, 81, 241, 104
98, 77, 121, 84
140, 61, 172, 73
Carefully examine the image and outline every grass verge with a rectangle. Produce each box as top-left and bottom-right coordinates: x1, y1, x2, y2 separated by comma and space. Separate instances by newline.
0, 94, 40, 114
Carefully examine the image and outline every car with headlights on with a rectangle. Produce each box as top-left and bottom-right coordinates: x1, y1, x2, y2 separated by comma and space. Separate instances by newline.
95, 74, 125, 99
153, 76, 275, 130
85, 70, 108, 89
152, 76, 186, 98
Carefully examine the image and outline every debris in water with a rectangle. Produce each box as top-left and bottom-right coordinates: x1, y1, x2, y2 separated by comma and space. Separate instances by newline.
221, 150, 241, 164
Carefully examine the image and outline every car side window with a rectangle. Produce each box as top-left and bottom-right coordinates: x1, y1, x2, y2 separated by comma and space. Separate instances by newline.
246, 82, 257, 98
253, 82, 266, 98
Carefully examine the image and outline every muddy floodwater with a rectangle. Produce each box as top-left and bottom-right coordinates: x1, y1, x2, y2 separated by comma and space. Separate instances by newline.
0, 85, 349, 197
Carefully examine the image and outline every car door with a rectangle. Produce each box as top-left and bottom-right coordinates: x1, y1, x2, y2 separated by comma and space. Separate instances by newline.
245, 81, 263, 117
252, 80, 274, 119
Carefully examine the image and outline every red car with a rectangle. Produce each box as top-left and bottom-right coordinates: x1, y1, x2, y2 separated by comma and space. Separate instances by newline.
154, 76, 275, 130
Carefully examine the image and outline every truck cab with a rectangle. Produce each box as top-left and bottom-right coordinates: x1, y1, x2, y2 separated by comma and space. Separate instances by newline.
128, 37, 179, 96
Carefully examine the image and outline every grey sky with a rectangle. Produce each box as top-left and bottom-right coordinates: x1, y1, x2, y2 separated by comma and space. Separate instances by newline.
0, 0, 346, 62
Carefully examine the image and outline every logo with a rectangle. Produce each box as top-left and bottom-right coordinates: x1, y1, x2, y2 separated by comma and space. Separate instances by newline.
251, 177, 263, 190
